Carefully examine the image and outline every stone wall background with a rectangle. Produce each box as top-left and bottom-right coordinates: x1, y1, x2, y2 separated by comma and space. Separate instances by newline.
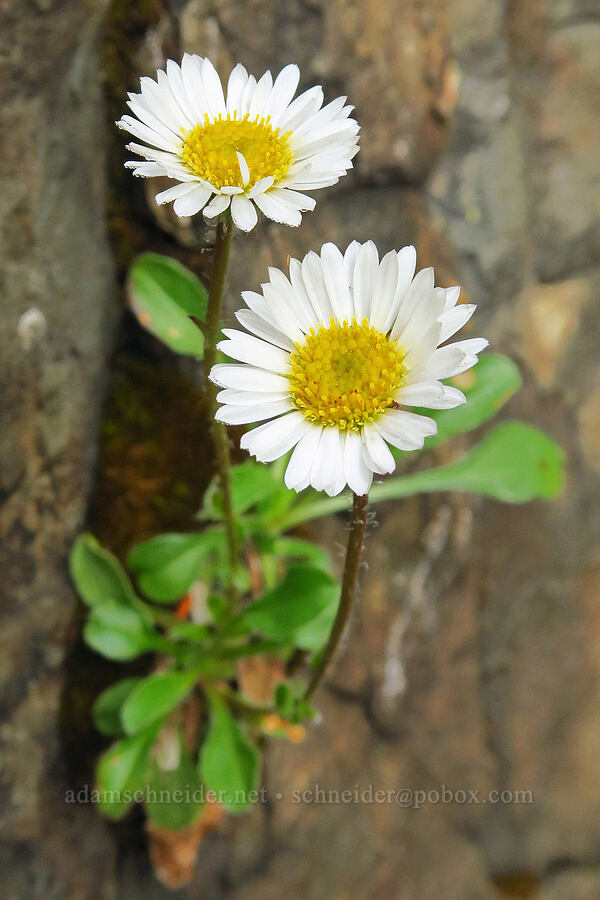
1, 1, 599, 898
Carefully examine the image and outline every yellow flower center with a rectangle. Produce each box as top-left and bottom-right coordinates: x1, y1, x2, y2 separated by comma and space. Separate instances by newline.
289, 318, 406, 432
180, 113, 293, 189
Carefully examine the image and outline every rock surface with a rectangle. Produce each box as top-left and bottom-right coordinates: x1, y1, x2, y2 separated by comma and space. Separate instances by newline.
1, 0, 599, 898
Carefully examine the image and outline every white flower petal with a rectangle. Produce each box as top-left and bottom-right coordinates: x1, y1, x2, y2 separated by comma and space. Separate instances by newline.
391, 267, 435, 341
267, 266, 313, 332
226, 63, 249, 116
240, 74, 257, 116
444, 285, 461, 312
301, 251, 334, 323
236, 152, 250, 187
449, 337, 489, 357
254, 192, 302, 227
403, 320, 443, 370
241, 411, 309, 463
405, 345, 470, 383
165, 59, 198, 125
288, 258, 321, 330
395, 382, 445, 406
362, 425, 396, 475
118, 115, 179, 153
216, 389, 290, 406
343, 241, 361, 281
234, 309, 295, 351
201, 58, 226, 119
125, 161, 165, 177
218, 330, 290, 372
260, 281, 306, 343
438, 304, 476, 343
344, 431, 373, 495
370, 250, 399, 332
396, 380, 467, 410
310, 428, 341, 492
268, 188, 315, 211
278, 85, 324, 131
215, 398, 292, 424
352, 241, 379, 321
172, 184, 211, 217
209, 364, 289, 392
265, 64, 300, 124
248, 176, 275, 198
155, 181, 202, 206
285, 426, 323, 491
203, 194, 231, 218
321, 242, 353, 323
378, 410, 437, 451
231, 194, 258, 231
391, 245, 417, 320
180, 54, 210, 122
248, 71, 274, 121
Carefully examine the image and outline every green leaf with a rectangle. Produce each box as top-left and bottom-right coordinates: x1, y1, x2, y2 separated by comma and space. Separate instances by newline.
371, 421, 565, 504
200, 692, 259, 812
282, 422, 565, 527
274, 683, 295, 719
292, 602, 339, 651
128, 253, 207, 358
84, 605, 161, 661
70, 533, 137, 608
201, 461, 280, 520
167, 621, 212, 643
418, 353, 522, 448
96, 725, 160, 819
274, 683, 317, 724
93, 678, 143, 736
145, 741, 204, 829
236, 564, 339, 649
128, 530, 224, 602
121, 670, 198, 735
273, 537, 331, 572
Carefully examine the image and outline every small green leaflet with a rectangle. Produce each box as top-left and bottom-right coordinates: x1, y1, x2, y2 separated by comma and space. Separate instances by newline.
128, 253, 208, 358
200, 693, 259, 812
144, 739, 204, 830
121, 670, 198, 735
84, 604, 162, 661
201, 460, 280, 520
70, 533, 138, 608
92, 678, 143, 736
282, 421, 565, 528
418, 353, 522, 448
96, 723, 161, 819
235, 564, 339, 648
128, 530, 224, 602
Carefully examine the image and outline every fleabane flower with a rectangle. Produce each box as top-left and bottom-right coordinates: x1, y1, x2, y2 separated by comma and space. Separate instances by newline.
117, 55, 359, 232
210, 242, 488, 497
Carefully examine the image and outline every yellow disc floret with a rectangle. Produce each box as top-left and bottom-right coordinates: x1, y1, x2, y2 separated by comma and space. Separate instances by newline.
289, 318, 406, 432
180, 113, 293, 189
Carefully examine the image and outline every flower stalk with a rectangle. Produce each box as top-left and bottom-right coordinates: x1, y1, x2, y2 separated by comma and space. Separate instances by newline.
203, 215, 238, 592
304, 491, 369, 699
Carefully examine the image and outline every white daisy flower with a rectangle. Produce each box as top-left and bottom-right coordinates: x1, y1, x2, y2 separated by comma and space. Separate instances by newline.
117, 55, 359, 232
210, 242, 488, 497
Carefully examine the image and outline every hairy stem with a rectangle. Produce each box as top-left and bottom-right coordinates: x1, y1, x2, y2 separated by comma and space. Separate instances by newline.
304, 492, 369, 699
203, 216, 238, 592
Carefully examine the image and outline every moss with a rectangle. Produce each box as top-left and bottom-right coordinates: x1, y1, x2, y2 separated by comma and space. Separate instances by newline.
89, 356, 213, 556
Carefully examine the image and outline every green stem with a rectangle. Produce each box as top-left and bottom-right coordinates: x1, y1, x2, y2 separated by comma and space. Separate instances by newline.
203, 216, 238, 596
304, 492, 369, 700
218, 684, 274, 717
